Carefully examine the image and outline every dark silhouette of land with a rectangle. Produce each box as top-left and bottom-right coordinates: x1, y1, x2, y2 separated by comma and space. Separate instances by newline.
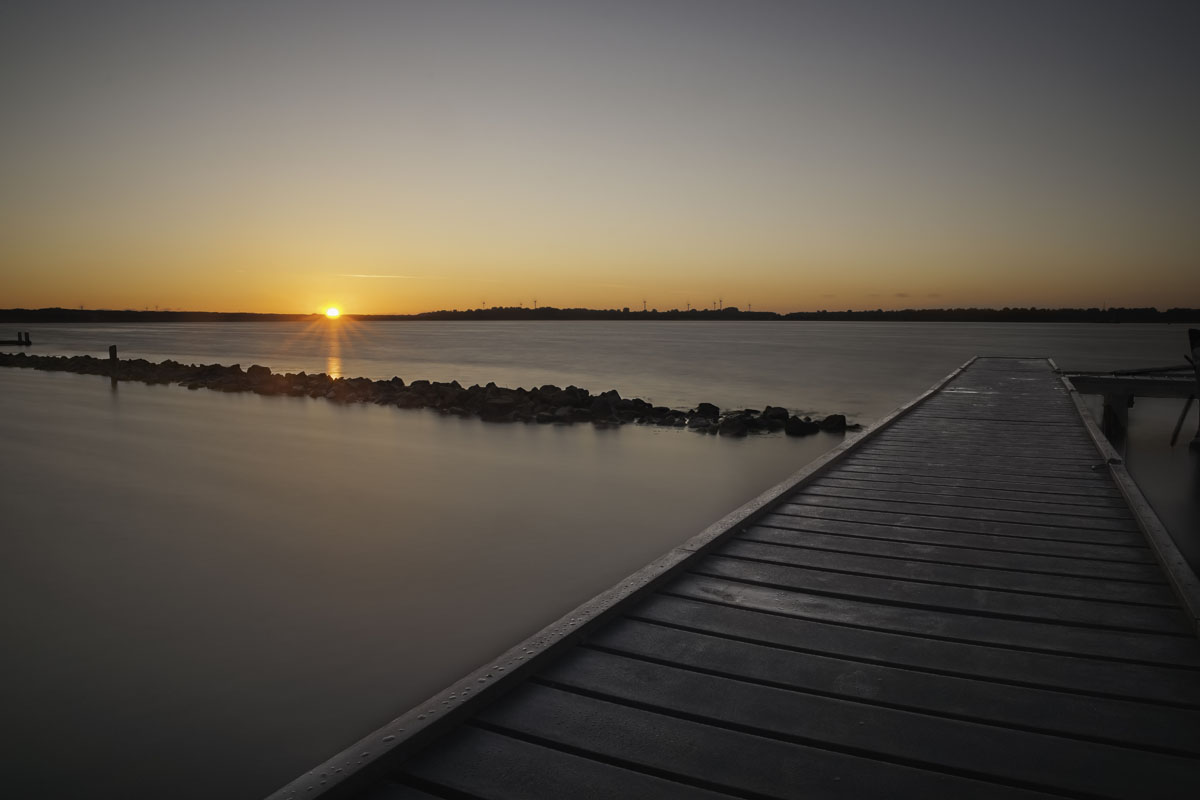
2, 306, 1199, 323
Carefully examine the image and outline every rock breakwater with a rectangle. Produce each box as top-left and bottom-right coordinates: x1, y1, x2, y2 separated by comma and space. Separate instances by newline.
0, 351, 859, 437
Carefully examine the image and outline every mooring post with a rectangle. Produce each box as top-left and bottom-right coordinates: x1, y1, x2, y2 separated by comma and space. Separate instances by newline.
1101, 392, 1131, 444
23, 331, 31, 345
109, 345, 118, 386
1190, 329, 1200, 449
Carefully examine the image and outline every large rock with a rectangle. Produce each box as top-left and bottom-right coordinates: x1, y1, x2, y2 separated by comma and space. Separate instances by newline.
246, 364, 271, 382
589, 395, 615, 416
760, 415, 785, 432
819, 413, 847, 432
718, 417, 749, 437
548, 388, 574, 406
252, 375, 288, 395
394, 392, 424, 408
480, 395, 518, 421
762, 405, 790, 422
785, 415, 820, 436
693, 402, 720, 420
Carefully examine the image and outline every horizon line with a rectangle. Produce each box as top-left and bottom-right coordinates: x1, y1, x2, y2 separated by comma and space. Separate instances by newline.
3, 304, 1198, 318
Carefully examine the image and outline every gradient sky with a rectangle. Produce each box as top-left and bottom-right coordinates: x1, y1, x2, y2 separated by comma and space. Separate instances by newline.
1, 0, 1197, 314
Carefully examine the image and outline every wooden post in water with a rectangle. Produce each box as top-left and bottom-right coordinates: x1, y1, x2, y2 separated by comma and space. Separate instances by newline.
1190, 329, 1200, 449
1101, 391, 1131, 444
109, 345, 118, 387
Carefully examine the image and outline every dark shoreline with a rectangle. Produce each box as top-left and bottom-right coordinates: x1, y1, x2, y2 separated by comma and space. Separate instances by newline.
4, 306, 1200, 324
0, 351, 855, 438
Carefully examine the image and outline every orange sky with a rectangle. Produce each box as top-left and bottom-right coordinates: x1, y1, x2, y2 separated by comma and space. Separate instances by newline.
2, 2, 1197, 314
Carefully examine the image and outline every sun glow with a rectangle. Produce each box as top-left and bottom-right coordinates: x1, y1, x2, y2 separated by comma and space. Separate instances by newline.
325, 307, 340, 318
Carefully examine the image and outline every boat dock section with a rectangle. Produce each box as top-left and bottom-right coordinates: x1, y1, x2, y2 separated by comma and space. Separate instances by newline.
275, 357, 1200, 800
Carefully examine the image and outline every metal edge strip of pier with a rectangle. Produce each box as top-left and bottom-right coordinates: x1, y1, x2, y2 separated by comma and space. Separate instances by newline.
1061, 373, 1200, 635
268, 359, 979, 800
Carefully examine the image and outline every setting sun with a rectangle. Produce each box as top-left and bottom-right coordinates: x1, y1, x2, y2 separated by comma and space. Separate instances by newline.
325, 307, 340, 319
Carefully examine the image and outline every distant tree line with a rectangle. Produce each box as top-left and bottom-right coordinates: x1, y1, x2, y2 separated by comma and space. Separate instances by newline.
780, 307, 1200, 323
3, 305, 1199, 324
0, 308, 313, 323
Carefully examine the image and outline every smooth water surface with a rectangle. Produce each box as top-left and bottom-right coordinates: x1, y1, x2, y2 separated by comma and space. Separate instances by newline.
2, 321, 1197, 798
15, 319, 1196, 416
0, 368, 833, 799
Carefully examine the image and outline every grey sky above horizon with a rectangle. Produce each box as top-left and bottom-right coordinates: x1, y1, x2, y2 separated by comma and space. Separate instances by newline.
2, 1, 1197, 313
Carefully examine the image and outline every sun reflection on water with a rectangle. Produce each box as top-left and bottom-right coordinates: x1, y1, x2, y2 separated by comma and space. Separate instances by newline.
265, 312, 367, 379
326, 343, 343, 379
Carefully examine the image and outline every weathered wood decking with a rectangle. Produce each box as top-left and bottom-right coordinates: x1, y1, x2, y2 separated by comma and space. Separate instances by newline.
276, 358, 1200, 800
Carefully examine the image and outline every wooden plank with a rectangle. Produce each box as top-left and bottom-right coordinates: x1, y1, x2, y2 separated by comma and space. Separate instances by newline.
840, 457, 1113, 484
902, 407, 1084, 419
887, 419, 1089, 433
831, 465, 1124, 498
473, 682, 1059, 800
861, 441, 1103, 464
915, 398, 1073, 408
719, 538, 1175, 605
588, 621, 1200, 755
808, 483, 1130, 519
669, 575, 1200, 666
774, 503, 1149, 547
533, 651, 1200, 798
873, 428, 1099, 447
860, 438, 1097, 459
898, 418, 1085, 428
801, 482, 1134, 521
758, 512, 1157, 562
693, 555, 1189, 634
631, 594, 1200, 706
811, 475, 1131, 512
759, 511, 1155, 563
877, 424, 1096, 439
873, 419, 1089, 438
792, 491, 1139, 530
897, 418, 1086, 429
742, 523, 1167, 583
853, 427, 1083, 447
871, 438, 1101, 458
895, 419, 1086, 431
400, 725, 735, 800
844, 452, 1110, 481
862, 446, 1101, 466
883, 419, 1099, 431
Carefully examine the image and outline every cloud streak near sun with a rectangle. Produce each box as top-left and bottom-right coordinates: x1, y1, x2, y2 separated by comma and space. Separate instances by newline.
337, 273, 429, 279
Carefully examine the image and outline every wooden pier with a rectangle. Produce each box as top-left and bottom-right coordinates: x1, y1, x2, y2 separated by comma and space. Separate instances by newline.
274, 357, 1200, 800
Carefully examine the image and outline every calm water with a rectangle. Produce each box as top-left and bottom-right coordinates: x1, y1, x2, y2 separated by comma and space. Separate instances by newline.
2, 321, 1197, 799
